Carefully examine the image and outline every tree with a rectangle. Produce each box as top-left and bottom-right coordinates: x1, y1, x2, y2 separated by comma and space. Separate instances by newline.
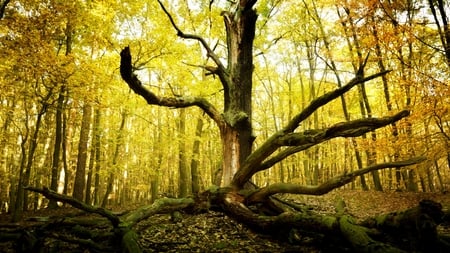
101, 110, 127, 207
48, 86, 65, 209
2, 0, 448, 252
116, 0, 432, 251
190, 117, 204, 195
72, 103, 92, 201
428, 0, 450, 66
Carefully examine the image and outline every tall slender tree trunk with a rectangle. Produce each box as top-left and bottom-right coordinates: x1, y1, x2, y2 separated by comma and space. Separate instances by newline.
311, 2, 369, 189
428, 0, 450, 66
51, 19, 73, 205
102, 111, 127, 207
62, 104, 69, 196
85, 107, 101, 205
339, 4, 382, 191
177, 109, 188, 197
73, 103, 92, 201
23, 100, 49, 210
371, 19, 402, 190
85, 137, 95, 205
48, 86, 65, 209
61, 19, 73, 199
150, 108, 162, 203
395, 11, 418, 192
303, 40, 321, 185
190, 118, 203, 195
93, 109, 102, 205
0, 99, 14, 213
434, 161, 445, 192
11, 109, 29, 222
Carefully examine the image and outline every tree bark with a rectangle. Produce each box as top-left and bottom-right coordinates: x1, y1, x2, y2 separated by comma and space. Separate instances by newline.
92, 109, 102, 205
20, 92, 52, 214
101, 110, 127, 207
48, 86, 65, 209
190, 118, 203, 195
11, 117, 28, 222
428, 0, 450, 66
62, 104, 70, 197
0, 99, 14, 213
219, 4, 257, 185
177, 109, 188, 197
85, 107, 101, 205
73, 103, 92, 201
0, 0, 10, 19
150, 107, 162, 203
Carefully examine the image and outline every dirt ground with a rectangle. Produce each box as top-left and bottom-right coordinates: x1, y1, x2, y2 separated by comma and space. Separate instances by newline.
1, 189, 449, 252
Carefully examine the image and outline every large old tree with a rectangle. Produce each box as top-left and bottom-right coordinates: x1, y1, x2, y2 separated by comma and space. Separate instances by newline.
120, 0, 411, 189
11, 0, 449, 252
115, 0, 445, 252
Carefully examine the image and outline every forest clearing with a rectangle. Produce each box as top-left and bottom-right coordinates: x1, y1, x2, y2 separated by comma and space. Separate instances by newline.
1, 0, 450, 252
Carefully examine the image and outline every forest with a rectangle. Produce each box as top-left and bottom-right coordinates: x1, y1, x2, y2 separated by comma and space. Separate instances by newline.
0, 0, 450, 252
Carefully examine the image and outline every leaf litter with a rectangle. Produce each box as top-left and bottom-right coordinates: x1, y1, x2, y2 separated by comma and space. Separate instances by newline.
1, 190, 449, 252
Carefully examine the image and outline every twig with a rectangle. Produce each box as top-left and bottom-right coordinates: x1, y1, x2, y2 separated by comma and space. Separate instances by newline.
156, 0, 226, 74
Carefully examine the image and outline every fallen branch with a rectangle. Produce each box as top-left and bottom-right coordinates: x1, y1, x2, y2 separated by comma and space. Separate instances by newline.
123, 198, 195, 227
24, 186, 120, 227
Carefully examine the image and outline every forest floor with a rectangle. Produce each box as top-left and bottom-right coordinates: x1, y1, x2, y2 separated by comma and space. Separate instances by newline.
1, 189, 450, 252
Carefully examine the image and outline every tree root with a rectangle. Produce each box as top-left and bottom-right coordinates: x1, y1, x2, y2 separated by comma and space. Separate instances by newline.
0, 186, 447, 252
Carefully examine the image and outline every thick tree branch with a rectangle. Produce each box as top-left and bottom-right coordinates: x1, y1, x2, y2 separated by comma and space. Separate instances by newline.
218, 190, 406, 253
232, 107, 405, 188
24, 186, 121, 227
257, 110, 409, 172
277, 110, 410, 146
259, 145, 315, 171
156, 0, 227, 79
120, 47, 223, 126
284, 69, 391, 133
123, 198, 194, 227
246, 156, 426, 203
0, 0, 10, 19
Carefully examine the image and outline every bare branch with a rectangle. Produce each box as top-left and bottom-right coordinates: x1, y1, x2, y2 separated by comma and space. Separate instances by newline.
182, 62, 219, 76
262, 109, 408, 170
25, 186, 121, 227
120, 47, 224, 126
156, 0, 227, 77
248, 110, 409, 179
284, 69, 391, 133
277, 110, 410, 146
246, 156, 426, 203
259, 145, 314, 172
